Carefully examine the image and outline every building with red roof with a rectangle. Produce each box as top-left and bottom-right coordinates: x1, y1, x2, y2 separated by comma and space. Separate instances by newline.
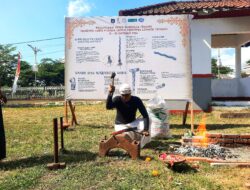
120, 0, 250, 110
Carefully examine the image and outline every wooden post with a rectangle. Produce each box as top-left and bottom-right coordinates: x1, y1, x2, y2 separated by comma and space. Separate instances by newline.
190, 100, 194, 133
60, 117, 64, 151
182, 101, 190, 125
65, 100, 68, 123
53, 118, 59, 163
68, 100, 78, 126
63, 100, 78, 128
47, 118, 66, 170
182, 101, 194, 132
71, 105, 76, 126
63, 100, 70, 129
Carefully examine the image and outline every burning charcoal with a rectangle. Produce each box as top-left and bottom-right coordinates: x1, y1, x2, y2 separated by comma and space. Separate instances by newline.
171, 144, 238, 159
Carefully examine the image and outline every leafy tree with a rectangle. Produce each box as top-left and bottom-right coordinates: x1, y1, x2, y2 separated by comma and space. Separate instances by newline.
37, 58, 64, 86
242, 59, 250, 78
0, 44, 65, 87
0, 44, 35, 87
0, 44, 18, 87
246, 59, 250, 65
18, 61, 34, 86
211, 58, 233, 78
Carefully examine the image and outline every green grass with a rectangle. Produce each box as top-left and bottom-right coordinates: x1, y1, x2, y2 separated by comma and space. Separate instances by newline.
1, 102, 250, 190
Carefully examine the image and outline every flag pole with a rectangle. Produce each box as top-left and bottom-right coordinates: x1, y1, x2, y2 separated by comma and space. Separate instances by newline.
12, 52, 21, 96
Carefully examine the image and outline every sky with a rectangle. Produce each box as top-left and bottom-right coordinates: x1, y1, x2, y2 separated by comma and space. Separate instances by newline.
0, 0, 250, 71
0, 0, 167, 64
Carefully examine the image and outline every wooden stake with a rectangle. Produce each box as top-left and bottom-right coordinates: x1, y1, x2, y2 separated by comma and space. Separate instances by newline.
182, 101, 190, 125
53, 118, 59, 163
68, 100, 78, 126
65, 100, 68, 124
190, 100, 194, 132
63, 100, 70, 128
47, 118, 66, 170
60, 117, 64, 151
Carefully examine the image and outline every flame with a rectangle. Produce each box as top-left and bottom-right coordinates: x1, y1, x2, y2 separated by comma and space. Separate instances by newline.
196, 113, 208, 147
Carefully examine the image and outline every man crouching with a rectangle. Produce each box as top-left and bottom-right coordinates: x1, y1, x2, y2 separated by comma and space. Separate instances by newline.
106, 83, 150, 148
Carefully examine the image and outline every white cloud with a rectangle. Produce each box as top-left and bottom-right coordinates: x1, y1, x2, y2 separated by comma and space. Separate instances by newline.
67, 0, 92, 17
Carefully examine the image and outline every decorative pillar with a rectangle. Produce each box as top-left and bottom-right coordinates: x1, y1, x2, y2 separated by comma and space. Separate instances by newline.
235, 46, 242, 78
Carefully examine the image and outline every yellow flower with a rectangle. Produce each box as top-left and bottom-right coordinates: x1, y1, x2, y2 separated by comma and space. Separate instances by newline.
152, 170, 159, 177
145, 157, 151, 162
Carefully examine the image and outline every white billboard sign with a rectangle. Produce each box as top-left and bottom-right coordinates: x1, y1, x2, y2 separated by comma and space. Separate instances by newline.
65, 15, 192, 100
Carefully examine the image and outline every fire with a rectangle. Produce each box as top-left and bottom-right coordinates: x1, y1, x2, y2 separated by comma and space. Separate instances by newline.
196, 113, 208, 147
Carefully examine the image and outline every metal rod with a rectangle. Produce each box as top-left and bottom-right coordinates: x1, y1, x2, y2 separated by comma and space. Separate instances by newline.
53, 118, 59, 163
60, 117, 64, 150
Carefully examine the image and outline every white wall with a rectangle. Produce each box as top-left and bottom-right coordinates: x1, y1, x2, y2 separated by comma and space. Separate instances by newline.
191, 16, 250, 74
240, 77, 250, 96
212, 77, 250, 97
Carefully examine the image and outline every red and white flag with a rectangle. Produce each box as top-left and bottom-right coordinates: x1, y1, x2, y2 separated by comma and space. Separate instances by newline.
12, 52, 21, 94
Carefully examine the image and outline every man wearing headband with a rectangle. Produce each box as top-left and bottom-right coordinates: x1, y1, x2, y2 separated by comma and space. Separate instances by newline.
106, 83, 150, 148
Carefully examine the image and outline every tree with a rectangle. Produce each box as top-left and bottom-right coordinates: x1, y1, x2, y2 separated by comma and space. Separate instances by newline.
0, 44, 35, 87
211, 58, 233, 78
18, 61, 34, 86
246, 59, 250, 65
37, 58, 64, 86
0, 44, 66, 87
0, 44, 18, 87
242, 59, 250, 78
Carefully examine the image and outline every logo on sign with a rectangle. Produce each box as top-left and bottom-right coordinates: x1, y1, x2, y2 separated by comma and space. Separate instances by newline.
138, 18, 144, 22
122, 18, 127, 23
128, 18, 137, 22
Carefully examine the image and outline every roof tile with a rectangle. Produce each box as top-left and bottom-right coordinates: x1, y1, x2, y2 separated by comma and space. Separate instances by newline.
119, 0, 250, 17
